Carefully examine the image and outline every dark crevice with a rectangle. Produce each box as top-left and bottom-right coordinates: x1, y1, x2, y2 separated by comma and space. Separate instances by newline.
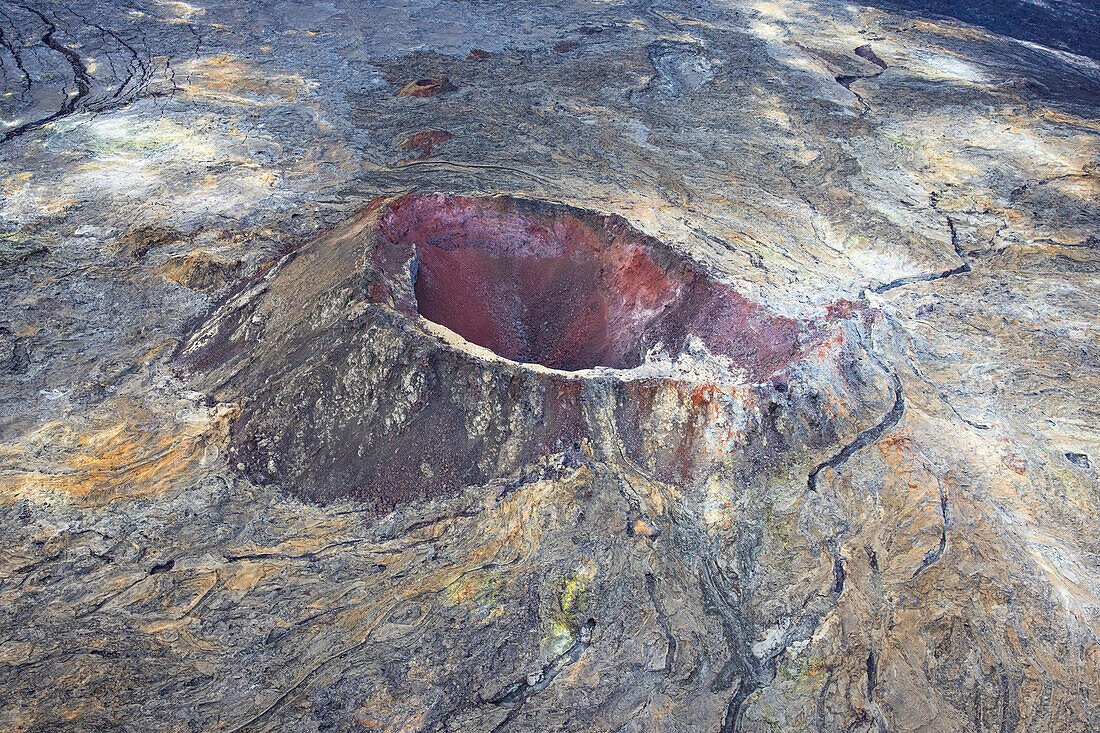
75, 575, 148, 619
722, 674, 759, 733
0, 5, 157, 147
699, 557, 757, 733
831, 547, 846, 595
185, 20, 202, 56
865, 546, 879, 573
835, 44, 884, 111
1066, 452, 1091, 469
912, 480, 950, 578
486, 618, 596, 732
222, 538, 370, 563
912, 525, 947, 579
65, 5, 150, 102
855, 44, 888, 70
147, 559, 175, 575
815, 666, 838, 729
776, 169, 827, 260
1, 6, 92, 145
808, 368, 905, 492
836, 74, 867, 89
944, 397, 990, 430
645, 572, 677, 674
872, 215, 971, 294
710, 543, 848, 733
391, 509, 480, 536
0, 22, 32, 89
866, 649, 878, 697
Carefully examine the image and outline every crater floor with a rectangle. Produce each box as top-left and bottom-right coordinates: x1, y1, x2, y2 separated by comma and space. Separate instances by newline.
1, 1, 1099, 732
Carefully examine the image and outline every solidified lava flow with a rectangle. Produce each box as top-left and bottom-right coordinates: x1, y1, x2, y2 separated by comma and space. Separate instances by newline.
380, 194, 810, 377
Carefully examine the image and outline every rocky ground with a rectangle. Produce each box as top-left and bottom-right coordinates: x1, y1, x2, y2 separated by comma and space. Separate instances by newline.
1, 0, 1098, 731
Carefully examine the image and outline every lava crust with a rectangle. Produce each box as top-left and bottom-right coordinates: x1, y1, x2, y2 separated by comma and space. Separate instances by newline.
178, 193, 896, 508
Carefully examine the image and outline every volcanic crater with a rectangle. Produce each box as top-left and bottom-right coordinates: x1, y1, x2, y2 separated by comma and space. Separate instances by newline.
393, 194, 805, 376
179, 193, 896, 509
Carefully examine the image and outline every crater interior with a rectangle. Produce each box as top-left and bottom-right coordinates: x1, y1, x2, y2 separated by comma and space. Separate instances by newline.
381, 194, 810, 377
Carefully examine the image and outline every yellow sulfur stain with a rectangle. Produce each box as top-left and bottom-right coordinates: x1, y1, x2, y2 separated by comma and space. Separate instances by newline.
543, 560, 597, 654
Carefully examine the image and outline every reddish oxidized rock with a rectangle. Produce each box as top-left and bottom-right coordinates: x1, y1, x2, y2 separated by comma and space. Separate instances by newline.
179, 194, 894, 507
378, 194, 807, 376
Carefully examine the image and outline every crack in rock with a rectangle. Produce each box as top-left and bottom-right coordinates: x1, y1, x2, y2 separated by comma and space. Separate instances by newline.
485, 618, 597, 731
1, 6, 92, 145
807, 366, 905, 492
912, 478, 950, 578
872, 215, 972, 294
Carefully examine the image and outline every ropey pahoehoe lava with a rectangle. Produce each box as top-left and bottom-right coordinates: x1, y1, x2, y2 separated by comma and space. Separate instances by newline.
178, 193, 898, 510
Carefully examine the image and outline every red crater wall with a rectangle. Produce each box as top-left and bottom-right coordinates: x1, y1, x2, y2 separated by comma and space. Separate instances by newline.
379, 194, 813, 379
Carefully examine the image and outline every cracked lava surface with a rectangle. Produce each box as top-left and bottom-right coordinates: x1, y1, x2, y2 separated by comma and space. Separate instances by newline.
1, 1, 1099, 732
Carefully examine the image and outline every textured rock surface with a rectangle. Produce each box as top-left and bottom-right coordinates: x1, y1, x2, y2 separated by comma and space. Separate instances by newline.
1, 1, 1098, 731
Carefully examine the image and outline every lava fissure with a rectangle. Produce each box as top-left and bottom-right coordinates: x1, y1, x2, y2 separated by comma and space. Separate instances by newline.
645, 572, 678, 674
807, 366, 905, 492
718, 539, 852, 733
222, 538, 370, 563
699, 556, 758, 733
855, 44, 888, 70
64, 4, 150, 102
912, 487, 950, 578
0, 24, 32, 90
830, 545, 847, 595
911, 529, 947, 579
485, 618, 597, 731
2, 6, 92, 145
866, 650, 878, 697
944, 396, 990, 430
873, 215, 972, 294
